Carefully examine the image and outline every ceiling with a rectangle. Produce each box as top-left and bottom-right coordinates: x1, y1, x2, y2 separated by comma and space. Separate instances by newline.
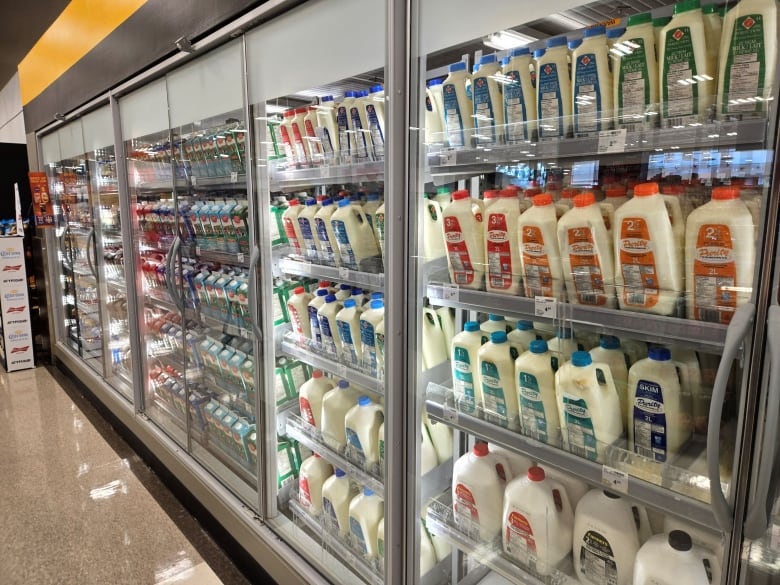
0, 0, 70, 91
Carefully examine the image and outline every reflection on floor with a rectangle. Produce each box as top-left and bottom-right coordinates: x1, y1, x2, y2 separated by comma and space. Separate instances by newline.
0, 365, 253, 585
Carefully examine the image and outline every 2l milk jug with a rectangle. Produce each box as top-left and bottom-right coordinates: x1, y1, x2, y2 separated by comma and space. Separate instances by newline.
425, 80, 445, 143
281, 199, 305, 256
315, 96, 339, 159
589, 336, 630, 428
547, 327, 582, 364
424, 412, 453, 464
298, 453, 333, 515
299, 370, 335, 429
479, 331, 519, 428
321, 380, 360, 451
287, 286, 314, 340
613, 13, 659, 131
363, 192, 383, 234
441, 62, 474, 148
360, 300, 385, 376
702, 4, 722, 91
614, 182, 683, 315
481, 314, 508, 345
421, 424, 439, 475
322, 467, 359, 536
685, 186, 755, 324
516, 340, 561, 446
536, 37, 574, 138
374, 201, 386, 261
452, 321, 484, 414
485, 190, 522, 295
503, 47, 537, 142
452, 443, 506, 541
314, 198, 342, 267
422, 194, 447, 260
331, 199, 381, 272
336, 299, 362, 366
365, 85, 386, 159
443, 189, 485, 289
502, 466, 574, 575
518, 193, 565, 300
633, 530, 720, 585
349, 487, 384, 559
318, 295, 343, 356
422, 307, 449, 369
556, 351, 623, 462
572, 25, 614, 134
508, 321, 538, 359
344, 396, 384, 467
308, 289, 329, 345
435, 306, 456, 351
471, 54, 505, 145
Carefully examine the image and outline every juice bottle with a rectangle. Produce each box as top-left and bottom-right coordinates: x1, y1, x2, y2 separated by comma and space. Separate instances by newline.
516, 340, 561, 446
451, 321, 484, 414
536, 37, 573, 138
503, 47, 537, 142
441, 62, 474, 148
471, 54, 505, 145
479, 331, 518, 428
299, 370, 334, 429
518, 193, 565, 300
331, 199, 381, 272
281, 199, 305, 256
485, 189, 522, 295
572, 25, 613, 134
589, 335, 630, 429
298, 199, 322, 262
314, 198, 342, 267
451, 443, 506, 541
613, 13, 659, 131
298, 453, 333, 515
442, 189, 485, 289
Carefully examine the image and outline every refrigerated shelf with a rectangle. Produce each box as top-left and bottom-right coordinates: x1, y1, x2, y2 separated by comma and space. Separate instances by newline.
190, 174, 247, 190
199, 311, 252, 339
192, 247, 249, 268
278, 256, 385, 290
269, 160, 385, 192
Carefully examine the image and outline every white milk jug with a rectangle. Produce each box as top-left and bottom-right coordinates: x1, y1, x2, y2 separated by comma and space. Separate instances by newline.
536, 37, 574, 138
702, 4, 722, 92
633, 531, 720, 585
287, 286, 314, 340
281, 199, 305, 256
508, 321, 538, 359
374, 201, 386, 261
485, 190, 522, 295
436, 306, 456, 351
421, 424, 439, 475
481, 314, 508, 345
422, 307, 449, 369
336, 299, 362, 366
425, 80, 445, 142
613, 13, 659, 131
605, 185, 629, 209
663, 515, 724, 560
360, 300, 385, 376
539, 464, 590, 508
298, 453, 333, 516
307, 289, 329, 345
422, 195, 447, 260
516, 340, 562, 446
518, 193, 565, 300
365, 85, 386, 159
503, 47, 537, 142
335, 284, 352, 302
318, 294, 343, 356
420, 519, 438, 575
441, 61, 474, 148
472, 54, 505, 145
322, 467, 359, 536
547, 327, 582, 364
479, 331, 519, 428
589, 335, 630, 429
349, 487, 384, 559
443, 189, 485, 289
314, 198, 342, 267
572, 25, 613, 134
452, 321, 484, 414
315, 95, 339, 159
344, 395, 384, 468
671, 345, 707, 433
299, 370, 335, 429
321, 380, 360, 451
298, 199, 321, 261
452, 442, 506, 541
363, 192, 383, 234
424, 413, 453, 464
331, 198, 381, 272
488, 443, 531, 479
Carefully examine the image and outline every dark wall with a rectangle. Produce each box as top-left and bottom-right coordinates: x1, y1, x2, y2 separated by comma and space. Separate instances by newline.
0, 143, 31, 221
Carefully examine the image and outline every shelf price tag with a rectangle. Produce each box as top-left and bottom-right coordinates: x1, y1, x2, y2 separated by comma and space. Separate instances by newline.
601, 465, 629, 494
336, 363, 348, 378
440, 151, 457, 166
534, 296, 557, 319
191, 176, 197, 186
230, 171, 238, 183
597, 128, 627, 154
433, 283, 459, 303
442, 403, 459, 424
338, 266, 350, 280
195, 245, 201, 256
237, 253, 245, 264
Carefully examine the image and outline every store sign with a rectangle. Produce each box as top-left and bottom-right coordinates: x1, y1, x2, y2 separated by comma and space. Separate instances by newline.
28, 172, 54, 227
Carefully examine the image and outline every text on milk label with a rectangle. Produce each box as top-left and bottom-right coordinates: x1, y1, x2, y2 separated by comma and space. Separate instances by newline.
618, 217, 659, 309
366, 103, 384, 157
574, 54, 603, 133
299, 477, 312, 507
454, 483, 480, 534
522, 226, 555, 297
580, 530, 618, 584
298, 217, 318, 259
337, 319, 358, 363
442, 83, 466, 147
337, 106, 351, 159
320, 316, 337, 354
563, 395, 598, 460
282, 217, 302, 254
314, 218, 337, 265
345, 427, 366, 465
350, 517, 368, 554
486, 212, 514, 290
316, 125, 334, 155
473, 75, 497, 143
723, 14, 766, 114
453, 347, 477, 413
519, 372, 549, 443
505, 510, 537, 566
694, 223, 737, 323
633, 379, 667, 462
308, 305, 322, 343
504, 69, 530, 142
444, 215, 477, 285
663, 27, 699, 124
538, 63, 565, 137
482, 361, 510, 426
331, 220, 357, 269
349, 106, 370, 159
567, 228, 607, 305
618, 37, 651, 127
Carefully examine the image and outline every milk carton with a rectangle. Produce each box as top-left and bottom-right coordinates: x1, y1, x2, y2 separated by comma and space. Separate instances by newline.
516, 340, 561, 446
287, 286, 313, 340
322, 468, 359, 536
480, 314, 508, 345
442, 189, 485, 289
281, 199, 305, 256
452, 443, 506, 541
422, 307, 448, 370
479, 331, 518, 428
307, 289, 329, 345
298, 454, 333, 516
508, 321, 537, 360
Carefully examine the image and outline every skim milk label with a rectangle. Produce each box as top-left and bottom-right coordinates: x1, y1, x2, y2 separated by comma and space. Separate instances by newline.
566, 228, 607, 305
562, 395, 598, 461
573, 53, 602, 133
473, 75, 497, 143
442, 82, 466, 147
482, 360, 510, 427
518, 372, 549, 443
345, 427, 366, 465
337, 105, 351, 159
319, 315, 337, 355
331, 219, 357, 269
522, 226, 554, 297
299, 396, 316, 426
308, 305, 322, 344
580, 530, 618, 584
454, 483, 481, 538
504, 69, 529, 142
314, 217, 336, 265
349, 106, 370, 159
505, 509, 537, 567
299, 476, 312, 507
693, 223, 737, 323
366, 103, 384, 157
337, 319, 358, 364
618, 217, 659, 309
350, 516, 369, 555
444, 215, 476, 285
282, 216, 302, 254
538, 62, 564, 138
662, 26, 698, 125
632, 379, 667, 462
617, 37, 650, 129
360, 320, 378, 375
723, 14, 766, 114
486, 212, 513, 290
298, 216, 318, 260
453, 346, 477, 414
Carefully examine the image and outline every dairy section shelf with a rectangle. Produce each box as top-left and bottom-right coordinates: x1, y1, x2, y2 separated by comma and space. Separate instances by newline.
190, 174, 247, 190
278, 256, 385, 290
269, 160, 385, 191
424, 384, 719, 532
191, 247, 249, 268
199, 311, 252, 339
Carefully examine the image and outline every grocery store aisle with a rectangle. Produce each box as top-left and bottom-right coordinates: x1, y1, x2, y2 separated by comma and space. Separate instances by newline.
0, 365, 255, 585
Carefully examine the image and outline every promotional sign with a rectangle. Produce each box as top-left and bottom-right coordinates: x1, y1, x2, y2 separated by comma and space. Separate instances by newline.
28, 172, 55, 228
0, 238, 34, 371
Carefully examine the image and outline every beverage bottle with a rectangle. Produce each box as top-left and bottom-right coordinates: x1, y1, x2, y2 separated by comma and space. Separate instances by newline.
349, 487, 384, 559
336, 92, 356, 162
279, 110, 297, 163
661, 184, 694, 223
344, 395, 384, 467
335, 283, 352, 301
322, 468, 359, 536
451, 321, 484, 414
487, 443, 529, 479
331, 198, 381, 272
613, 13, 659, 131
435, 306, 456, 351
350, 90, 373, 161
572, 25, 614, 134
315, 95, 339, 161
314, 198, 342, 267
422, 307, 449, 369
299, 370, 335, 428
281, 199, 305, 256
321, 380, 360, 451
508, 320, 538, 359
442, 189, 485, 289
536, 37, 574, 138
604, 185, 629, 209
290, 107, 311, 164
318, 294, 343, 356
434, 186, 452, 209
362, 192, 383, 235
502, 47, 537, 143
420, 424, 439, 475
452, 442, 506, 541
298, 453, 333, 515
307, 289, 329, 345
336, 299, 362, 366
482, 189, 501, 210
365, 85, 386, 159
479, 331, 519, 428
298, 198, 322, 262
653, 16, 671, 51
360, 299, 385, 376
303, 105, 322, 164
441, 61, 474, 148
516, 340, 561, 446
547, 327, 581, 364
589, 335, 630, 428
424, 80, 445, 142
538, 464, 590, 508
480, 314, 508, 345
422, 193, 447, 261
702, 4, 722, 91
472, 54, 505, 145
518, 193, 565, 300
485, 189, 522, 295
287, 286, 314, 340
633, 531, 721, 585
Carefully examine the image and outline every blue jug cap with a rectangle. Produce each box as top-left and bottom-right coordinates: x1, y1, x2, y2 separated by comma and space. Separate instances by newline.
571, 351, 592, 367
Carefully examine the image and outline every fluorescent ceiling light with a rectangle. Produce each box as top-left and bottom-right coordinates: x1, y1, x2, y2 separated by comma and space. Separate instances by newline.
264, 103, 290, 115
484, 30, 537, 51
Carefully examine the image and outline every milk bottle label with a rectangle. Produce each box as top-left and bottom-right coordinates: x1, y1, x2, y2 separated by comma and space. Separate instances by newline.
633, 379, 667, 462
316, 126, 335, 155
288, 304, 305, 336
376, 330, 385, 364
617, 37, 650, 128
337, 319, 358, 364
505, 510, 537, 566
442, 83, 466, 147
298, 217, 318, 260
538, 63, 564, 137
580, 530, 618, 584
566, 227, 607, 305
291, 123, 307, 162
361, 321, 378, 375
522, 226, 555, 297
482, 361, 511, 426
279, 125, 296, 160
693, 224, 737, 323
282, 217, 302, 254
315, 218, 337, 265
308, 306, 322, 343
350, 517, 369, 555
504, 70, 529, 142
375, 211, 386, 255
323, 497, 338, 530
663, 27, 699, 124
349, 106, 370, 159
304, 119, 321, 156
722, 15, 766, 114
618, 217, 659, 309
574, 54, 602, 133
486, 212, 514, 290
473, 76, 497, 143
366, 104, 384, 157
332, 220, 358, 269
454, 483, 481, 537
320, 316, 337, 355
345, 427, 366, 465
562, 395, 598, 460
454, 347, 477, 413
300, 396, 316, 426
444, 215, 477, 285
299, 477, 312, 507
337, 106, 351, 160
518, 372, 549, 442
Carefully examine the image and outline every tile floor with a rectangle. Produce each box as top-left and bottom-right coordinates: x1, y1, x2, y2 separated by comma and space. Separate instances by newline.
0, 365, 256, 585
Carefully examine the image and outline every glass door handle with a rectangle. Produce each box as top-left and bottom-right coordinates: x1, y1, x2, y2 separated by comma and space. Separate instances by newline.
743, 305, 780, 539
248, 246, 263, 342
165, 235, 185, 312
708, 302, 756, 532
86, 228, 98, 279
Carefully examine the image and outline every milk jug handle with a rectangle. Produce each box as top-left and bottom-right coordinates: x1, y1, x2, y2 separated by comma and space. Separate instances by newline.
707, 302, 755, 532
698, 548, 722, 585
549, 479, 573, 516
744, 305, 780, 539
351, 205, 370, 225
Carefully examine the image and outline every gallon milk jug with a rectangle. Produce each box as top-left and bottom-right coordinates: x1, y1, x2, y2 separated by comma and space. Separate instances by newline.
539, 464, 590, 508
547, 327, 582, 364
503, 47, 537, 143
536, 37, 574, 138
472, 54, 505, 145
287, 286, 314, 340
420, 519, 438, 575
574, 489, 652, 585
436, 306, 456, 351
614, 181, 683, 315
717, 0, 778, 119
322, 467, 359, 536
685, 186, 755, 323
556, 351, 623, 462
572, 25, 614, 135
298, 453, 333, 515
613, 12, 659, 131
281, 199, 305, 256
365, 85, 386, 159
318, 294, 343, 356
336, 299, 362, 366
481, 314, 508, 345
702, 4, 722, 91
659, 0, 714, 127
308, 289, 329, 345
349, 487, 384, 559
314, 198, 342, 267
443, 189, 485, 289
633, 531, 720, 585
488, 443, 530, 479
589, 335, 630, 429
424, 412, 453, 463
452, 442, 506, 541
422, 194, 447, 260
503, 466, 574, 575
374, 201, 386, 261
663, 515, 724, 560
321, 380, 360, 451
335, 283, 352, 301
441, 61, 474, 148
299, 370, 335, 428
331, 198, 381, 272
518, 193, 565, 300
479, 331, 519, 428
516, 340, 561, 446
508, 321, 538, 359
337, 92, 356, 162
451, 321, 484, 414
425, 80, 445, 142
344, 395, 384, 467
316, 95, 339, 159
360, 299, 385, 376
558, 193, 616, 307
422, 307, 449, 368
485, 189, 522, 295
363, 192, 383, 234
421, 424, 439, 474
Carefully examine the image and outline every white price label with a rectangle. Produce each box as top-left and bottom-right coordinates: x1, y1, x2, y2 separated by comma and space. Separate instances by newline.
237, 253, 245, 264
320, 165, 331, 179
598, 128, 627, 154
442, 404, 459, 424
601, 465, 629, 494
339, 266, 350, 280
337, 363, 348, 378
230, 171, 239, 183
534, 296, 557, 319
434, 283, 459, 303
191, 175, 197, 185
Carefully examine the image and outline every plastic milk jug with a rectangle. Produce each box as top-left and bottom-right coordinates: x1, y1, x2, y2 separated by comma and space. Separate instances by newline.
291, 107, 311, 163
349, 487, 384, 559
558, 193, 616, 307
518, 193, 565, 299
365, 85, 386, 159
659, 1, 714, 127
443, 189, 485, 289
336, 299, 363, 365
316, 95, 339, 159
663, 516, 724, 560
481, 314, 508, 345
485, 190, 522, 294
344, 396, 384, 467
303, 105, 322, 162
298, 199, 322, 261
423, 307, 449, 368
335, 283, 352, 302
503, 466, 574, 575
614, 182, 683, 315
589, 336, 630, 429
321, 380, 360, 451
337, 92, 357, 161
318, 294, 343, 356
536, 37, 574, 138
281, 199, 305, 255
503, 47, 537, 142
428, 80, 446, 139
479, 331, 519, 428
441, 61, 474, 148
508, 321, 538, 359
420, 519, 437, 575
298, 453, 333, 515
425, 80, 445, 142
483, 189, 501, 210
717, 0, 778, 118
653, 16, 671, 51
299, 370, 335, 429
628, 347, 692, 462
574, 489, 652, 585
374, 201, 386, 261
314, 198, 342, 267
425, 412, 453, 463
702, 4, 722, 90
363, 193, 383, 234
613, 13, 659, 131
516, 340, 562, 446
685, 186, 755, 323
280, 110, 298, 163
540, 464, 590, 508
360, 300, 385, 376
331, 198, 380, 272
350, 90, 373, 161
472, 54, 505, 145
488, 443, 531, 479
556, 352, 622, 462
633, 531, 720, 585
572, 25, 614, 134
605, 185, 630, 209
452, 443, 506, 541
452, 321, 484, 414
435, 306, 456, 351
307, 289, 329, 345
423, 194, 447, 260
322, 468, 359, 536
421, 424, 439, 475
287, 286, 314, 340
547, 327, 581, 363
669, 345, 706, 432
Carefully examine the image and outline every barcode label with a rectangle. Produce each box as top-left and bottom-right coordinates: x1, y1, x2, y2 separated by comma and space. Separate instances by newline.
579, 293, 598, 305
698, 308, 720, 323
602, 465, 629, 494
634, 445, 655, 459
628, 293, 646, 305
569, 444, 589, 458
